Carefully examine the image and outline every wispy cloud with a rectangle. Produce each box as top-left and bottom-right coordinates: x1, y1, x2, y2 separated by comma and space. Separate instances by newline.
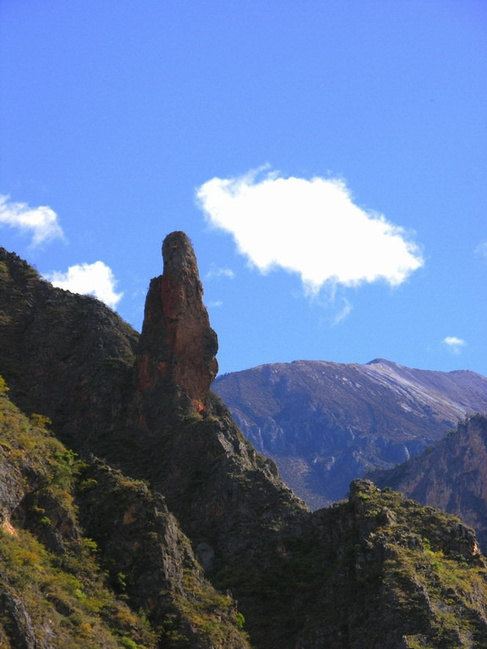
442, 336, 466, 354
0, 195, 64, 246
205, 265, 236, 280
208, 300, 223, 308
475, 241, 487, 259
331, 298, 353, 325
196, 168, 423, 294
44, 261, 123, 309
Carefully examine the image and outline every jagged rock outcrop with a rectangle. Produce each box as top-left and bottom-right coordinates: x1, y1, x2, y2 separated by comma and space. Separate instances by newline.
294, 480, 487, 648
2, 235, 487, 648
0, 238, 304, 647
126, 237, 309, 633
373, 414, 487, 553
213, 360, 487, 507
136, 231, 218, 415
78, 461, 251, 649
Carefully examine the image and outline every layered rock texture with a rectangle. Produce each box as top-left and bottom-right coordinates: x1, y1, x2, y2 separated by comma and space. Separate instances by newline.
2, 238, 487, 648
373, 414, 487, 553
213, 360, 487, 507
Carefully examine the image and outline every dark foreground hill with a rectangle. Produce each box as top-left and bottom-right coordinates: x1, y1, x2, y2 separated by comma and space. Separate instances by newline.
214, 360, 487, 508
1, 237, 487, 649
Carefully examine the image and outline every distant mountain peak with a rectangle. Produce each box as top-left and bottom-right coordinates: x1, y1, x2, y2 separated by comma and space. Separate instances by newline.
366, 357, 398, 367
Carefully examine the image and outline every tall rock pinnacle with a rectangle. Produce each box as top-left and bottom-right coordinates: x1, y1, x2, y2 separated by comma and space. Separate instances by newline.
136, 232, 218, 413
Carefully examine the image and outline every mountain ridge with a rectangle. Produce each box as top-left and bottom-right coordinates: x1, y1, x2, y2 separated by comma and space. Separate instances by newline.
213, 358, 487, 508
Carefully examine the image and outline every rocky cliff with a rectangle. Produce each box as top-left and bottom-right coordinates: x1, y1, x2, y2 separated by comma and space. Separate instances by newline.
213, 360, 487, 507
373, 414, 487, 553
1, 237, 487, 648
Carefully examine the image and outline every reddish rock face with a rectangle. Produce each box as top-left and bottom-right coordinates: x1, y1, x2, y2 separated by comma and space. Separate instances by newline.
136, 231, 218, 412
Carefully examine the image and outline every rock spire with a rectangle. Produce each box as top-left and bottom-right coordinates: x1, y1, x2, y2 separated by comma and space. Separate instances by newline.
136, 231, 218, 413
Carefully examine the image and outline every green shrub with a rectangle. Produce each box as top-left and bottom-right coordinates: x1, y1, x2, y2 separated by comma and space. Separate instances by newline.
235, 611, 245, 629
30, 413, 52, 430
0, 375, 9, 394
120, 638, 139, 649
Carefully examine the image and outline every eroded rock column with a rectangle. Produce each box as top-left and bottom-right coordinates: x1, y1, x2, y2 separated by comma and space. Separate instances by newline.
136, 231, 218, 414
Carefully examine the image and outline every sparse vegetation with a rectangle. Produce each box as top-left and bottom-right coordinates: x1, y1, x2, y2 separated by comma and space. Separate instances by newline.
0, 379, 156, 648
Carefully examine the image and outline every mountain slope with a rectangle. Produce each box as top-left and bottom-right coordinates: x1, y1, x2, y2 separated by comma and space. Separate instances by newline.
2, 236, 487, 648
373, 414, 487, 553
0, 381, 155, 649
0, 378, 252, 649
0, 250, 138, 462
213, 360, 487, 507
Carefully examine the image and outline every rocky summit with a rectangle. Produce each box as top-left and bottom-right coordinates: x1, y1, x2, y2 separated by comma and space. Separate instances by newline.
1, 235, 487, 648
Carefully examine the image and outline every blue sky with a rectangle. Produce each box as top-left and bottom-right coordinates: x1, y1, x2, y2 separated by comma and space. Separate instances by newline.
1, 1, 486, 375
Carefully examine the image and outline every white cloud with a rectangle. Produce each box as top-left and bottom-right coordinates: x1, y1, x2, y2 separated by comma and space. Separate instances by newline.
208, 300, 223, 308
0, 195, 64, 246
475, 241, 487, 259
442, 336, 466, 353
196, 169, 423, 293
206, 266, 236, 280
45, 261, 123, 309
